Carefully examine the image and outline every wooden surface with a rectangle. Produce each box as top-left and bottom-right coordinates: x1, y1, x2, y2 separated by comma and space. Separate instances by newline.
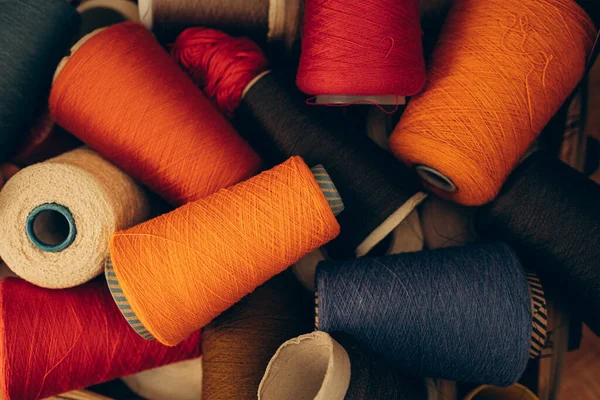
559, 326, 600, 399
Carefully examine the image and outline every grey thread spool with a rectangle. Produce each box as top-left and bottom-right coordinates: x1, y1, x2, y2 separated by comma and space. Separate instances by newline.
140, 0, 302, 50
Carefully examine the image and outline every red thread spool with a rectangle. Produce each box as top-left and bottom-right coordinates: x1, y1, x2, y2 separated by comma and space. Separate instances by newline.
296, 0, 426, 105
0, 278, 201, 400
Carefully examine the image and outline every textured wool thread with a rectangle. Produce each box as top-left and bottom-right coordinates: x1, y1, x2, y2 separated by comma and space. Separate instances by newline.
477, 152, 600, 338
0, 148, 149, 289
49, 22, 261, 207
296, 0, 426, 97
108, 157, 340, 346
171, 28, 426, 256
203, 271, 312, 400
389, 0, 596, 205
0, 0, 80, 163
0, 278, 201, 400
172, 28, 270, 119
316, 243, 533, 386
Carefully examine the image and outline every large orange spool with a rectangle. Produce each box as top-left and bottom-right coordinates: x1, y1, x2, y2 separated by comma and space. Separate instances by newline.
389, 0, 596, 205
106, 157, 342, 346
49, 22, 261, 206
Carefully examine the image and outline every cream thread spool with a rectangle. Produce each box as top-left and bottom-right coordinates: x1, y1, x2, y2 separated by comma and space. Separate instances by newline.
0, 148, 149, 288
258, 331, 351, 400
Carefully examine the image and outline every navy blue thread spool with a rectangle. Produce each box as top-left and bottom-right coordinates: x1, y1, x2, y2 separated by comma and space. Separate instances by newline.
26, 203, 77, 252
315, 242, 543, 386
0, 0, 80, 162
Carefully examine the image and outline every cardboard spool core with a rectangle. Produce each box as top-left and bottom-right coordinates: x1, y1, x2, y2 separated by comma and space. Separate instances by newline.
258, 332, 351, 400
415, 164, 458, 193
26, 203, 77, 252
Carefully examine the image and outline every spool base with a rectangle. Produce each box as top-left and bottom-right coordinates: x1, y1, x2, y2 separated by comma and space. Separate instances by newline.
314, 95, 406, 106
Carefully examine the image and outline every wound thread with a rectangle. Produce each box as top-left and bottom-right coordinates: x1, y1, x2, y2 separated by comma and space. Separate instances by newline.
107, 157, 341, 346
50, 22, 262, 207
389, 0, 596, 205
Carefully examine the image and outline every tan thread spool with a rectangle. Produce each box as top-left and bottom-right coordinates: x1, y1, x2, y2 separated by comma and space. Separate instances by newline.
0, 148, 149, 288
258, 331, 351, 400
202, 270, 312, 400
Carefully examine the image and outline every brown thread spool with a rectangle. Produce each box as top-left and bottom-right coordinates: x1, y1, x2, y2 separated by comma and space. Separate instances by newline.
202, 270, 312, 400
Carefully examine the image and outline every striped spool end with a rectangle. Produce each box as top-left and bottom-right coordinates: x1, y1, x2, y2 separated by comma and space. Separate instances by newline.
105, 256, 155, 340
527, 272, 547, 359
311, 165, 344, 216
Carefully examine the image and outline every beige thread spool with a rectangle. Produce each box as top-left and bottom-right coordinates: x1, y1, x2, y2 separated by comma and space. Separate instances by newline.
0, 148, 149, 288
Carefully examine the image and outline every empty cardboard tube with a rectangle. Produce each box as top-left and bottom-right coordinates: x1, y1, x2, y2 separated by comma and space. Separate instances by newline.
258, 331, 351, 400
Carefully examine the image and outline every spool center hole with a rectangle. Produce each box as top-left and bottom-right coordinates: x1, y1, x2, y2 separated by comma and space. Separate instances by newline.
415, 165, 457, 193
32, 209, 71, 247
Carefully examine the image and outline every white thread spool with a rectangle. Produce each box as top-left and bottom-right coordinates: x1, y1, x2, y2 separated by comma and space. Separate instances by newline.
122, 357, 203, 400
0, 148, 149, 288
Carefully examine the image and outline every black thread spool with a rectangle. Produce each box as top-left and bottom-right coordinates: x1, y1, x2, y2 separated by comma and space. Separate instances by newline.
0, 0, 80, 163
140, 0, 302, 53
237, 71, 426, 257
477, 151, 600, 338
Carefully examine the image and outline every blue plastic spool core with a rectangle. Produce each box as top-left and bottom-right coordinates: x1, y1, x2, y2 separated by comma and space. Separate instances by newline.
26, 203, 77, 252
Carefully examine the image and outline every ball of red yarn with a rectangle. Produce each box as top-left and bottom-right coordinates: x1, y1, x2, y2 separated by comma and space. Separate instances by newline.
0, 278, 201, 400
172, 27, 268, 118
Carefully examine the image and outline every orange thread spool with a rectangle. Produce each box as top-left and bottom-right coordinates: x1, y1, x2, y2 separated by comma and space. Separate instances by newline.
49, 22, 261, 206
107, 157, 340, 346
389, 0, 596, 205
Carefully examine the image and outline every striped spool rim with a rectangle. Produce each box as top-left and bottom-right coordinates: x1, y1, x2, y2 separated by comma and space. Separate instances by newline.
106, 165, 342, 340
527, 272, 547, 359
105, 256, 155, 340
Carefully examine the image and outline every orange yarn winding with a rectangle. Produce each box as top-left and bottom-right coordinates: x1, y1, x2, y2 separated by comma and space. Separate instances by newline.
110, 156, 340, 346
49, 22, 261, 206
389, 0, 596, 205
